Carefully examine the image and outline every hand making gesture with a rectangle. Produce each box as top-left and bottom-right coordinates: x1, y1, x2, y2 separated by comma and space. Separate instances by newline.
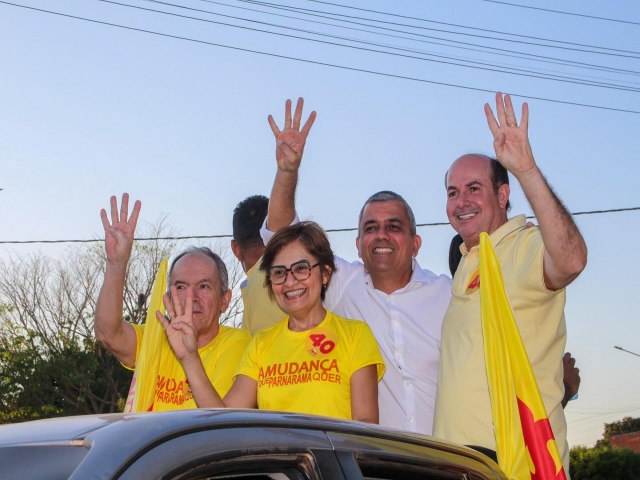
95, 193, 142, 368
100, 193, 141, 268
267, 97, 317, 173
156, 286, 198, 362
484, 92, 537, 179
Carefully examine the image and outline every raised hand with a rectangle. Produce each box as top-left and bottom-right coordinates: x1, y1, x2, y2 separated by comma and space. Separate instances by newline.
267, 97, 316, 173
156, 286, 198, 362
100, 193, 141, 267
484, 92, 536, 178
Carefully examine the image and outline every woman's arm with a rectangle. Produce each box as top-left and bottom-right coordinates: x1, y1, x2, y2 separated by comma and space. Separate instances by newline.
350, 365, 379, 423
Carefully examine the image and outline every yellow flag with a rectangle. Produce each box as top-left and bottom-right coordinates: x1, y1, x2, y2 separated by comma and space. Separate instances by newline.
479, 233, 566, 480
123, 259, 168, 413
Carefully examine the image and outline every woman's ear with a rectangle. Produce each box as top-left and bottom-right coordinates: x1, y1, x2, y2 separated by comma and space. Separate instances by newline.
321, 265, 332, 287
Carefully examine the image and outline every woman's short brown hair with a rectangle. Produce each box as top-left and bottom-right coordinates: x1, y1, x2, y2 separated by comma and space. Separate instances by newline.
260, 221, 336, 301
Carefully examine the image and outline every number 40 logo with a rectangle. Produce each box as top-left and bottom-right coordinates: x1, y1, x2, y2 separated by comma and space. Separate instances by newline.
309, 333, 336, 355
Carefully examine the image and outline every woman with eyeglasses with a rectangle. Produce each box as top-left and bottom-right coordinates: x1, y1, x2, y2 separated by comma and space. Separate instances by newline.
159, 221, 384, 423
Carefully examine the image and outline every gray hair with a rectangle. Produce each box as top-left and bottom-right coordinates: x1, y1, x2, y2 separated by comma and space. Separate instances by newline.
358, 191, 417, 236
169, 246, 229, 292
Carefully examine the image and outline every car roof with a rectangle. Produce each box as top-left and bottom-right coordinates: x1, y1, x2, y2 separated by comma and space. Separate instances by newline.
0, 409, 444, 446
0, 409, 503, 479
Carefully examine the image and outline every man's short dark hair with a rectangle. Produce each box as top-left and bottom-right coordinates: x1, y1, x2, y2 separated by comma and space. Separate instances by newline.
357, 191, 417, 236
232, 195, 269, 248
448, 233, 464, 277
488, 158, 511, 211
169, 247, 229, 293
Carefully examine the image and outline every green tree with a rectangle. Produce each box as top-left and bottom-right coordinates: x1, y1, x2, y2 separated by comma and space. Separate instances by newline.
570, 445, 640, 480
0, 330, 131, 422
595, 416, 640, 448
570, 416, 640, 479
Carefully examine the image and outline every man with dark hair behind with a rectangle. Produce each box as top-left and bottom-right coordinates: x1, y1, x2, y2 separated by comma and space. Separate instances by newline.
231, 195, 286, 335
232, 195, 269, 273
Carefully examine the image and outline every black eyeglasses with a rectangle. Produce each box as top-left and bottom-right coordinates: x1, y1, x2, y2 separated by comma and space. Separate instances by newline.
267, 260, 320, 285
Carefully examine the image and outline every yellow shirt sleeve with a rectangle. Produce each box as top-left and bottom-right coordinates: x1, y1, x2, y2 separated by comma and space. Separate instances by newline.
241, 260, 286, 336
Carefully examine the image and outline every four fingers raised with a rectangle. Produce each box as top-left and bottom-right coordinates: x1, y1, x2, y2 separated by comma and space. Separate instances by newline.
268, 97, 317, 138
485, 92, 529, 134
102, 193, 141, 230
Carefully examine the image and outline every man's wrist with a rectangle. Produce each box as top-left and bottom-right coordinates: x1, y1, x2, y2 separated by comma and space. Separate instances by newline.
181, 352, 202, 367
105, 261, 128, 277
511, 162, 540, 183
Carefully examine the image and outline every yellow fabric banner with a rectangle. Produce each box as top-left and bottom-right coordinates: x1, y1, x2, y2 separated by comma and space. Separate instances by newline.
123, 259, 168, 413
479, 232, 566, 480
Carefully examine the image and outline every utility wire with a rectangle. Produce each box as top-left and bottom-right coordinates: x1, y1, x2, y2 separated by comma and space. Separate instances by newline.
301, 0, 640, 53
479, 0, 640, 27
1, 206, 638, 245
166, 0, 640, 88
236, 1, 640, 77
569, 406, 640, 415
240, 0, 640, 58
2, 1, 639, 114
103, 0, 640, 92
195, 0, 640, 77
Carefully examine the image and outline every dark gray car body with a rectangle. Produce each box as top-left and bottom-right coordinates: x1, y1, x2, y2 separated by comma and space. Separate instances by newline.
0, 409, 507, 479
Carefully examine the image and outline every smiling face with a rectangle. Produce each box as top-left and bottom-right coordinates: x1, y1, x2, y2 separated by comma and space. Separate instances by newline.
169, 252, 231, 345
356, 199, 421, 292
269, 240, 329, 321
446, 154, 510, 249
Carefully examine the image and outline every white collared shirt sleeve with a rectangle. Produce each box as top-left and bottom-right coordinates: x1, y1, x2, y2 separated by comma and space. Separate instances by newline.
259, 213, 301, 245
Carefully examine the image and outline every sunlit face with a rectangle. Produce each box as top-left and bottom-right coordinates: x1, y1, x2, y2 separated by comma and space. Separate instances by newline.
446, 155, 509, 249
356, 200, 421, 283
169, 252, 230, 341
269, 240, 329, 319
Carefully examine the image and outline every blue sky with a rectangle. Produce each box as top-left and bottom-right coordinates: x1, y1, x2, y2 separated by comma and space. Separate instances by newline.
1, 0, 639, 447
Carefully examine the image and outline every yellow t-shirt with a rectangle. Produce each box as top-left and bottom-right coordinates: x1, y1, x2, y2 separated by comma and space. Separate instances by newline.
240, 260, 286, 336
434, 215, 569, 473
131, 324, 250, 411
235, 310, 385, 420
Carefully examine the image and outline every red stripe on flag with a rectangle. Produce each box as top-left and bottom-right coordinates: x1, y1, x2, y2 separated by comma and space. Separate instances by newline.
517, 398, 567, 480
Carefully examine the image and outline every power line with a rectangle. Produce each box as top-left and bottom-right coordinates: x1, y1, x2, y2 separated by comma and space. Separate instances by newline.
2, 1, 639, 114
302, 0, 640, 51
479, 0, 640, 27
569, 406, 640, 416
260, 3, 640, 77
197, 0, 640, 77
242, 0, 640, 58
101, 0, 640, 93
1, 206, 638, 246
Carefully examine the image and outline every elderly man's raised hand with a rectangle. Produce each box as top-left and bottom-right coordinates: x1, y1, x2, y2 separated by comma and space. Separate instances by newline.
100, 193, 141, 268
157, 286, 198, 362
484, 92, 537, 179
267, 97, 316, 173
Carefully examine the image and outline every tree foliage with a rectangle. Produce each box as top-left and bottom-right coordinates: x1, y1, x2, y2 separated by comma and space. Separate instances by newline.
595, 416, 640, 448
0, 223, 243, 423
570, 416, 640, 479
570, 445, 640, 480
